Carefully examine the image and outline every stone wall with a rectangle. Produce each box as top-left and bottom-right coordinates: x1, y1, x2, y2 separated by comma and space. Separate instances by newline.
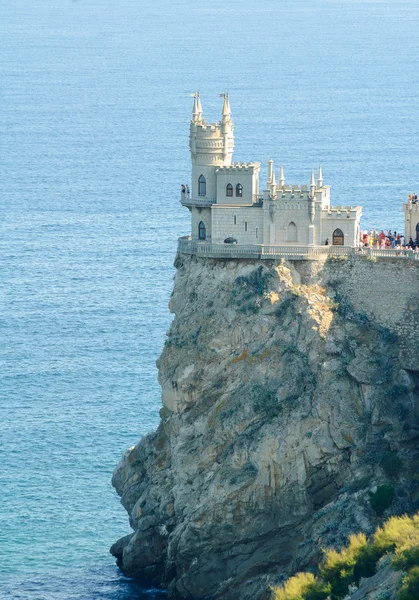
295, 255, 419, 371
211, 205, 263, 244
112, 252, 419, 600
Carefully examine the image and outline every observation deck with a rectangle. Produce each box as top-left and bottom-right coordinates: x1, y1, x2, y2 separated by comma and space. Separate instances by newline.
177, 237, 419, 261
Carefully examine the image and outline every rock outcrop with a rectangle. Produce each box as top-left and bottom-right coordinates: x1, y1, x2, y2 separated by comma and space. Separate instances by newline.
111, 254, 419, 599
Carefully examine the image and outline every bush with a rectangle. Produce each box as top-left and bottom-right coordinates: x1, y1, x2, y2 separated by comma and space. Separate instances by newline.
235, 266, 273, 296
398, 566, 419, 600
274, 513, 419, 600
381, 452, 403, 478
272, 572, 331, 600
320, 533, 369, 599
370, 484, 395, 515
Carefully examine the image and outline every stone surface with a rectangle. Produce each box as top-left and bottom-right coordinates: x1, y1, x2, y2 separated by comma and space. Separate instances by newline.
111, 254, 419, 599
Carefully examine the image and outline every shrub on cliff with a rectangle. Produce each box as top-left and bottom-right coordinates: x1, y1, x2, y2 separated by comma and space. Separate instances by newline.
319, 533, 373, 598
381, 452, 403, 479
398, 566, 419, 600
370, 484, 395, 515
272, 512, 419, 600
272, 572, 331, 600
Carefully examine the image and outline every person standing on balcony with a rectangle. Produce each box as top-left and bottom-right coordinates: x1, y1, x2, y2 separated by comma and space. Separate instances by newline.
186, 185, 190, 198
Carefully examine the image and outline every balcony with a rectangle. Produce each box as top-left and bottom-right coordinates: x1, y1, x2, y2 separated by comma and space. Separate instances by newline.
180, 193, 216, 207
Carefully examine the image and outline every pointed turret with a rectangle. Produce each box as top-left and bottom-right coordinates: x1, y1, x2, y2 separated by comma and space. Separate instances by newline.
271, 168, 276, 186
196, 92, 203, 120
221, 93, 231, 124
267, 159, 274, 185
317, 165, 323, 188
192, 92, 202, 124
310, 169, 316, 197
279, 165, 285, 189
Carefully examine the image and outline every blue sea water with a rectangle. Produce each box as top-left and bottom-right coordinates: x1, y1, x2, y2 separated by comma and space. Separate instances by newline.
1, 0, 419, 598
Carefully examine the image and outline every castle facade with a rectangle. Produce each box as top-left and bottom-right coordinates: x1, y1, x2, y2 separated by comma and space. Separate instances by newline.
181, 95, 362, 247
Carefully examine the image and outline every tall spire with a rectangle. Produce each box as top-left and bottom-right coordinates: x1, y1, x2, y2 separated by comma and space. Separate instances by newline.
196, 92, 203, 119
192, 92, 202, 123
221, 93, 231, 121
317, 165, 323, 188
271, 168, 276, 187
310, 169, 316, 197
279, 165, 285, 188
267, 159, 274, 185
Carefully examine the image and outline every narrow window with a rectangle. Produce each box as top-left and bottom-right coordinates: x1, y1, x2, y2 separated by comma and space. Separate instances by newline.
256, 227, 258, 239
198, 221, 206, 240
287, 221, 297, 242
198, 175, 206, 197
332, 228, 344, 246
234, 215, 236, 225
245, 221, 248, 232
226, 183, 233, 197
236, 183, 243, 197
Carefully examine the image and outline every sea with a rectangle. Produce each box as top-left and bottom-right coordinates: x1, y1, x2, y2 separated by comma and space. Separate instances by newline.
1, 0, 419, 598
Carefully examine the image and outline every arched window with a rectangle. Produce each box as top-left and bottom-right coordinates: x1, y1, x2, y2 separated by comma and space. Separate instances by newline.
244, 221, 248, 232
234, 215, 237, 225
256, 227, 258, 239
236, 183, 243, 197
416, 223, 419, 243
198, 221, 206, 240
198, 175, 206, 197
287, 221, 297, 242
226, 183, 233, 197
332, 228, 344, 246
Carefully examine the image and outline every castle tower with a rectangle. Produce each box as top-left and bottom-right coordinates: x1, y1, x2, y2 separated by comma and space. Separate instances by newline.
189, 93, 235, 200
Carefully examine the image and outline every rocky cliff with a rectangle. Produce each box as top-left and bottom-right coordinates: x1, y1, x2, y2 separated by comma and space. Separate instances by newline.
111, 253, 419, 599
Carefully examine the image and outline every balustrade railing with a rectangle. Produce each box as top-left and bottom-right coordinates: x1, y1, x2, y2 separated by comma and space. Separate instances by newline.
180, 195, 216, 206
177, 237, 419, 261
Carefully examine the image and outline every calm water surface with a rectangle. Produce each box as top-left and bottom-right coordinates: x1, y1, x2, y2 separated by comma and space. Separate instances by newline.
1, 0, 419, 598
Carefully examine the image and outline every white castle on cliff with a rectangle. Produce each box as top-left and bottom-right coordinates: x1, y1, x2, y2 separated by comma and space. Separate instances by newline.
181, 94, 363, 248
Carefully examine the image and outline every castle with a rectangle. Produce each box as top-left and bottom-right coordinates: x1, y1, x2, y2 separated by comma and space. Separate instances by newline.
181, 94, 363, 248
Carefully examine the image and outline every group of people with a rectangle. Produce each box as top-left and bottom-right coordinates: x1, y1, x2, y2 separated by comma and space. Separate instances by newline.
408, 194, 418, 204
181, 184, 190, 197
360, 229, 419, 251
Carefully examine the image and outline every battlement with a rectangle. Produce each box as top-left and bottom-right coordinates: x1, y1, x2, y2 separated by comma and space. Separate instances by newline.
216, 162, 259, 172
322, 206, 362, 219
184, 95, 363, 249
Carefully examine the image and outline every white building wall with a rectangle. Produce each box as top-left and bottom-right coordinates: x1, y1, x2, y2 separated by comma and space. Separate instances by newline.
191, 165, 218, 201
275, 205, 311, 245
404, 204, 419, 242
211, 206, 263, 244
321, 217, 359, 246
216, 170, 255, 205
191, 207, 212, 241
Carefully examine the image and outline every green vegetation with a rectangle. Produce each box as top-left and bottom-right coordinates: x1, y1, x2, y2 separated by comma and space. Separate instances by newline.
273, 572, 331, 600
370, 484, 395, 515
381, 452, 403, 479
235, 265, 273, 296
272, 512, 419, 600
399, 566, 419, 600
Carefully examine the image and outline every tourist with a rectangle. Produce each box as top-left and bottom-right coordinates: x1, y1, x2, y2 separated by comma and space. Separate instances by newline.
181, 184, 185, 195
325, 238, 329, 246
186, 185, 190, 198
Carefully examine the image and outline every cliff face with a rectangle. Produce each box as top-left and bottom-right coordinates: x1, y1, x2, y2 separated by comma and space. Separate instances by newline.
111, 254, 419, 600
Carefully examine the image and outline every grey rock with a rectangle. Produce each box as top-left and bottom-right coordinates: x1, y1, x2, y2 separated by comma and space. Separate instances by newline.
111, 256, 419, 599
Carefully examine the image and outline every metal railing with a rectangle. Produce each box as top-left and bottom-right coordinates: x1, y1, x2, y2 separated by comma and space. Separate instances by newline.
177, 237, 419, 261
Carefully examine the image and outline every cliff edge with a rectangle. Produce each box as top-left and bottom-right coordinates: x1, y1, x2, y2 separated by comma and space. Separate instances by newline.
111, 254, 419, 599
